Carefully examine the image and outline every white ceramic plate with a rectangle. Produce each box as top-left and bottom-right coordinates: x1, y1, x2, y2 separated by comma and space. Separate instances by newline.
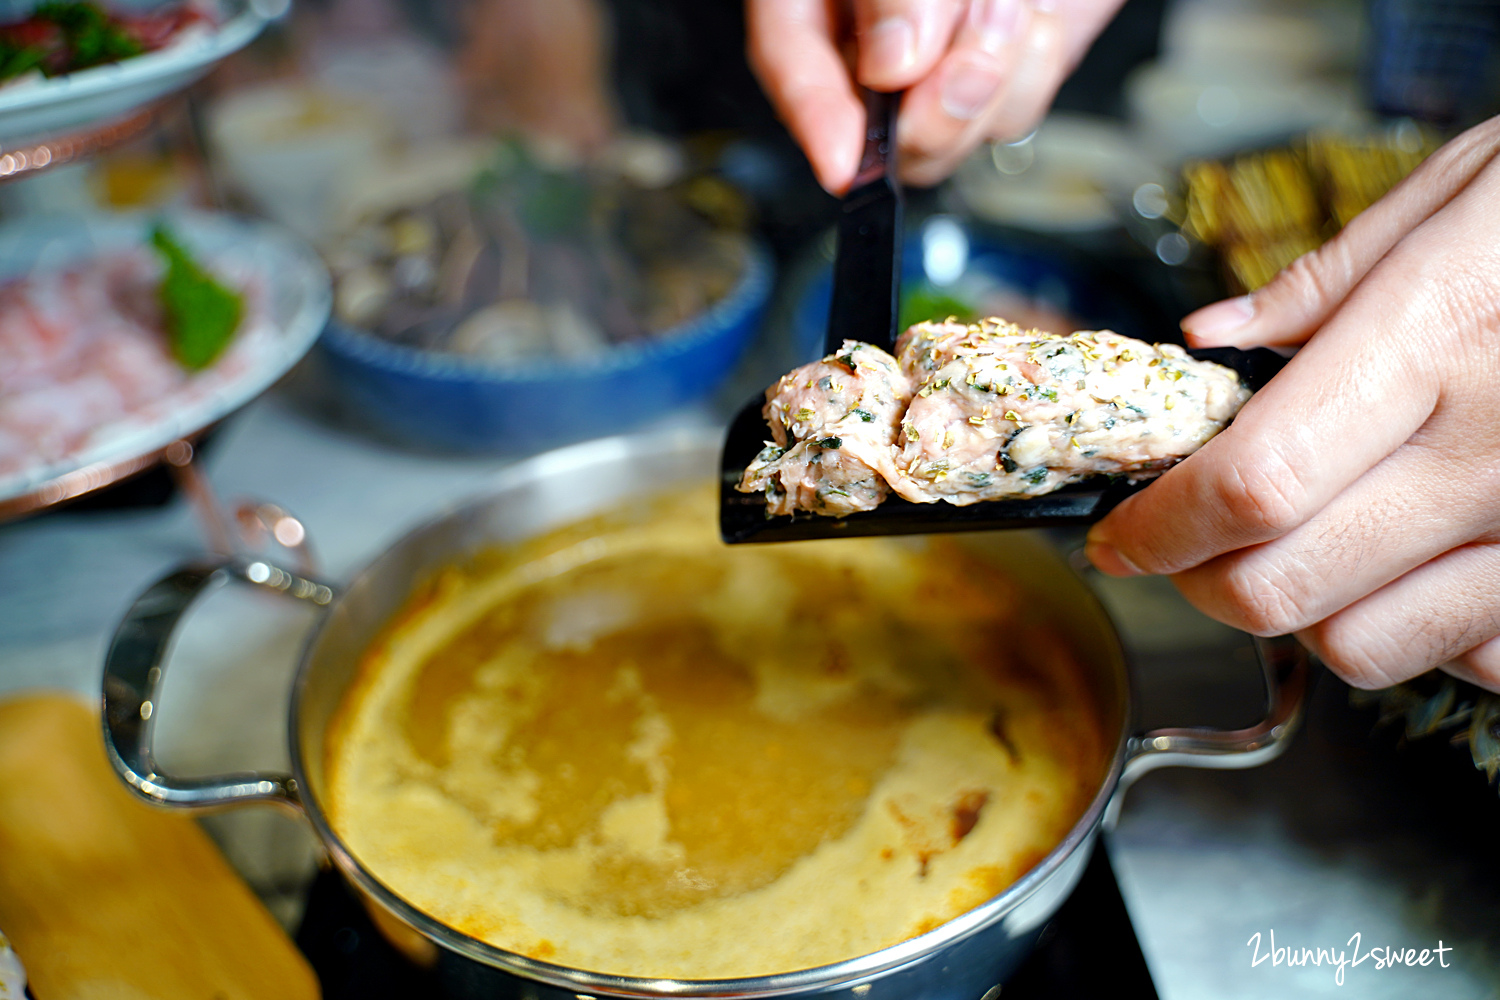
0, 210, 331, 511
0, 0, 267, 143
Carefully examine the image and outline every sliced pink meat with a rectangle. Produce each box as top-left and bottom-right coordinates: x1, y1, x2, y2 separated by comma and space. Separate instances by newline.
737, 340, 912, 517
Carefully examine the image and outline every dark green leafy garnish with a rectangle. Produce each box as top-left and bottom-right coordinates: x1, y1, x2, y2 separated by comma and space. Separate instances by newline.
816, 436, 843, 449
473, 137, 590, 238
898, 282, 976, 331
753, 443, 786, 464
40, 1, 141, 67
0, 2, 150, 83
851, 408, 874, 422
150, 225, 244, 371
1023, 466, 1049, 485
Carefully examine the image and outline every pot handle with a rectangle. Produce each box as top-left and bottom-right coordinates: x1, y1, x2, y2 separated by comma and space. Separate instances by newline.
102, 555, 336, 812
1121, 634, 1312, 785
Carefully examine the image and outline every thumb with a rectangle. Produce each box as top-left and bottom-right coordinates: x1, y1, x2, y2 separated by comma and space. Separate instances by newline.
1183, 117, 1500, 350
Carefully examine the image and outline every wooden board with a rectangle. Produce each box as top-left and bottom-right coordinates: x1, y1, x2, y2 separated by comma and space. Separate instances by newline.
0, 693, 320, 1000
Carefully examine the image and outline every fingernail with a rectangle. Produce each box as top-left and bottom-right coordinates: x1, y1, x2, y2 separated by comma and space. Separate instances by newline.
866, 17, 917, 77
1183, 294, 1255, 339
1085, 541, 1144, 578
968, 0, 1022, 51
941, 58, 1003, 121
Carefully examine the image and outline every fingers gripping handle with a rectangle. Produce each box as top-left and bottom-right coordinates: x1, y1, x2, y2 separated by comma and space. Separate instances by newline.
102, 557, 335, 811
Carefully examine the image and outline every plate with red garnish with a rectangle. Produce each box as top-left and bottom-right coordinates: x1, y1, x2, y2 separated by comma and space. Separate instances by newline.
0, 0, 269, 142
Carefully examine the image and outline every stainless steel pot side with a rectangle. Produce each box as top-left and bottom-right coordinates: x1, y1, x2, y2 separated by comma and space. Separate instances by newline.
102, 429, 1310, 1000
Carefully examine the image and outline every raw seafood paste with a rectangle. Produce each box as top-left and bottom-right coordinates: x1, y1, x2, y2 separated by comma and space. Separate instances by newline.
739, 319, 1251, 514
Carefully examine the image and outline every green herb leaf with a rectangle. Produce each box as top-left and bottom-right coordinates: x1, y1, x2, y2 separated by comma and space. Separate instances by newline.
151, 225, 243, 371
816, 436, 843, 449
898, 282, 977, 331
34, 2, 143, 72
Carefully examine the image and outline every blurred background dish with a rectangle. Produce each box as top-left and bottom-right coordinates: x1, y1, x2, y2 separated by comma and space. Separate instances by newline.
317, 238, 770, 454
0, 0, 268, 142
307, 130, 772, 453
205, 80, 402, 241
950, 115, 1167, 234
1164, 124, 1437, 294
1123, 0, 1366, 162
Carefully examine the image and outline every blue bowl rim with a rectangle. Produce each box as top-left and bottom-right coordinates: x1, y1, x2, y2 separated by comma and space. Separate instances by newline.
320, 239, 774, 386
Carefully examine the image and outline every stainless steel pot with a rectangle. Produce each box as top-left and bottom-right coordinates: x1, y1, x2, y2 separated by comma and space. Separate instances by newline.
101, 429, 1309, 999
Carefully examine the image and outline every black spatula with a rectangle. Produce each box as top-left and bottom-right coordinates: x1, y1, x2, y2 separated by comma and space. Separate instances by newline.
718, 92, 1288, 545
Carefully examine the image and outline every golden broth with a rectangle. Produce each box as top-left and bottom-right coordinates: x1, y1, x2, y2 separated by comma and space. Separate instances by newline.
326, 489, 1107, 978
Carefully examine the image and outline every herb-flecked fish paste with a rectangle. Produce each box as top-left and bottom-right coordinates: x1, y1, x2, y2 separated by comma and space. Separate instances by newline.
738, 319, 1251, 513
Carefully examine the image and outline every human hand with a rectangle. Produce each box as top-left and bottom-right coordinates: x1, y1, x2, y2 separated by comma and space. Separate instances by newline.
746, 0, 1124, 192
1086, 117, 1500, 694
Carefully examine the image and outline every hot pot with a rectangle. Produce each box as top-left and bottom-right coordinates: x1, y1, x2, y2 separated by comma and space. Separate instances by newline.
101, 429, 1308, 999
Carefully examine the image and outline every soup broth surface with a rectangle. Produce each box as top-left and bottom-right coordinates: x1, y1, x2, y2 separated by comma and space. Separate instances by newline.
327, 489, 1108, 978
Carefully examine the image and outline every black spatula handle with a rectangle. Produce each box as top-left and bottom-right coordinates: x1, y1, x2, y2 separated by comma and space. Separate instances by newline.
826, 89, 904, 355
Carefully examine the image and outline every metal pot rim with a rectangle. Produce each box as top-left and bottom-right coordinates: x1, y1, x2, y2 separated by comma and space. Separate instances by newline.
102, 425, 1307, 996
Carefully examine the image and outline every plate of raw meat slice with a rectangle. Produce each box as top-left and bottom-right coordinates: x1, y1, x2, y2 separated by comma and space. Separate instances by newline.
0, 210, 329, 519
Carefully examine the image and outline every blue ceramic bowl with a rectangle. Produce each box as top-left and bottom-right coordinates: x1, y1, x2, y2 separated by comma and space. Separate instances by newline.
318, 242, 773, 454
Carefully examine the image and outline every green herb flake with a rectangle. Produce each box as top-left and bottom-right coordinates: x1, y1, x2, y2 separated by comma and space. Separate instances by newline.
150, 225, 244, 371
816, 436, 843, 449
851, 408, 875, 422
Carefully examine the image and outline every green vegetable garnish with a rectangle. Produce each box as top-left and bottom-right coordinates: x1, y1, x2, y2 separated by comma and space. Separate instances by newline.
150, 225, 243, 371
898, 282, 977, 331
0, 2, 145, 83
37, 1, 142, 69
